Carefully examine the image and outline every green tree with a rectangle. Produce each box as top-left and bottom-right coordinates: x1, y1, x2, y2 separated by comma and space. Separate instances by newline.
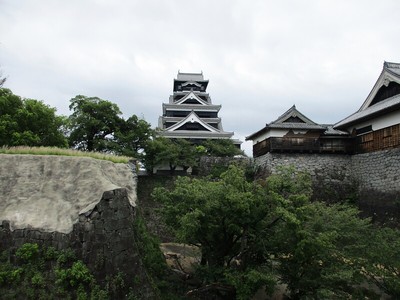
68, 95, 123, 151
112, 114, 154, 157
0, 73, 7, 88
153, 165, 398, 299
363, 226, 400, 297
143, 137, 177, 173
0, 68, 6, 87
175, 138, 199, 171
201, 139, 244, 157
264, 167, 387, 299
152, 165, 276, 298
273, 202, 372, 299
143, 137, 200, 174
0, 88, 67, 147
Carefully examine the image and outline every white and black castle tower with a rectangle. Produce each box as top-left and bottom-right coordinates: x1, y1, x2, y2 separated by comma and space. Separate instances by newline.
158, 71, 240, 146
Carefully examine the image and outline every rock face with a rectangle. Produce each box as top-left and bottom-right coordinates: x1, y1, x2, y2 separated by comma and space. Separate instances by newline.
0, 155, 153, 295
0, 154, 136, 233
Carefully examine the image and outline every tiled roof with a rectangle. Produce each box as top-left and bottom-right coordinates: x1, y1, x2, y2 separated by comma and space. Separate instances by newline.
385, 61, 400, 76
321, 125, 349, 136
335, 94, 400, 129
246, 105, 325, 140
177, 72, 204, 81
267, 123, 325, 130
271, 105, 317, 125
267, 105, 325, 130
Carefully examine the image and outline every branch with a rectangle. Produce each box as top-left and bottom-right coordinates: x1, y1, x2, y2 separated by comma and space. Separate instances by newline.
186, 283, 236, 298
266, 216, 283, 229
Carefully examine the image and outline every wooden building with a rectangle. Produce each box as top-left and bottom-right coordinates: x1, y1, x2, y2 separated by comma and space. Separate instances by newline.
334, 62, 400, 153
246, 105, 350, 158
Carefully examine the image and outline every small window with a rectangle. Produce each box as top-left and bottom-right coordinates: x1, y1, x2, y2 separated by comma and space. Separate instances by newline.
384, 127, 392, 137
356, 125, 372, 135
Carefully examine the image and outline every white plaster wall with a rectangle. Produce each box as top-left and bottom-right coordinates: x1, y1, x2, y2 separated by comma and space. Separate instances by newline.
347, 110, 400, 133
252, 129, 289, 145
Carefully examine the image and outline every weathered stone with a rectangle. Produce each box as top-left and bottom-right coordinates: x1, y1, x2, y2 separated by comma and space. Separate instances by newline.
0, 184, 154, 298
254, 148, 400, 222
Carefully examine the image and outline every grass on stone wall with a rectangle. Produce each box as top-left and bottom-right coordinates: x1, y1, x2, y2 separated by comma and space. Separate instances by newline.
0, 146, 132, 163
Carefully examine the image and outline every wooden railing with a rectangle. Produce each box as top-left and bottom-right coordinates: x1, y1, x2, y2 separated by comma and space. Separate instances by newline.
253, 137, 351, 157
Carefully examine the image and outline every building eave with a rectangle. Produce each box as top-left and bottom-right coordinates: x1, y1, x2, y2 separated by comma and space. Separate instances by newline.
162, 103, 221, 114
334, 94, 400, 129
245, 127, 268, 141
159, 131, 234, 139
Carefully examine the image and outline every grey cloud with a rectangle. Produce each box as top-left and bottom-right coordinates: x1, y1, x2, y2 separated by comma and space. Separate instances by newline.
1, 0, 400, 156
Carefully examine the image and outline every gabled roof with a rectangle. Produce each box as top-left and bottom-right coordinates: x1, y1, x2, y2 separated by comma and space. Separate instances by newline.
359, 61, 400, 111
174, 71, 209, 91
246, 105, 325, 140
175, 91, 209, 105
267, 105, 325, 130
164, 111, 220, 133
334, 61, 400, 129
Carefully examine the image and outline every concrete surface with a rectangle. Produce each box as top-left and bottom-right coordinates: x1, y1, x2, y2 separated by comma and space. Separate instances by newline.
0, 154, 136, 233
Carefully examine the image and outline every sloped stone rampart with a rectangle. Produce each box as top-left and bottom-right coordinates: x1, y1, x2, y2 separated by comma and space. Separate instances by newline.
254, 148, 400, 221
254, 149, 400, 195
351, 148, 400, 193
0, 155, 155, 296
0, 154, 136, 233
0, 188, 153, 296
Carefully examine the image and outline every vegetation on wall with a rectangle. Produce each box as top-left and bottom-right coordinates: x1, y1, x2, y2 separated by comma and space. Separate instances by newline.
152, 165, 400, 299
143, 137, 244, 173
0, 243, 110, 299
0, 146, 131, 163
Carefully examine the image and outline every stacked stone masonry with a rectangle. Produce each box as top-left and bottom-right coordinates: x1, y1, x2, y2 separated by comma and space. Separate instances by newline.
254, 148, 400, 194
0, 188, 154, 297
254, 148, 400, 221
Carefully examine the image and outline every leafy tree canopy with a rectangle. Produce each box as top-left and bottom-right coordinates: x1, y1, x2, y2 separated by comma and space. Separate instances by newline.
143, 137, 244, 174
153, 165, 400, 299
68, 95, 153, 156
153, 165, 277, 298
112, 114, 154, 157
0, 68, 6, 87
68, 95, 122, 152
201, 139, 244, 157
0, 88, 67, 147
143, 137, 201, 173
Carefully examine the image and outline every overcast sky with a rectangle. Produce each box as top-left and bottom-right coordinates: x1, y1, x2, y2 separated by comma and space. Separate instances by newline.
1, 0, 400, 156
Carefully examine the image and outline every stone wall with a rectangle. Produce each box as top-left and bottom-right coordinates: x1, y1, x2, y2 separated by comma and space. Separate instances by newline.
0, 155, 156, 297
351, 148, 400, 193
198, 156, 252, 176
254, 152, 355, 203
254, 148, 400, 221
351, 148, 400, 222
0, 188, 154, 296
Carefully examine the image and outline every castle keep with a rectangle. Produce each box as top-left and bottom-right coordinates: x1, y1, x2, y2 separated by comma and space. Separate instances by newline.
158, 71, 240, 145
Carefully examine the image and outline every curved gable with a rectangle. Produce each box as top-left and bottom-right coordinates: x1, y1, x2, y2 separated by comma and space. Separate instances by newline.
359, 62, 400, 111
369, 81, 400, 106
175, 91, 208, 105
165, 111, 220, 133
